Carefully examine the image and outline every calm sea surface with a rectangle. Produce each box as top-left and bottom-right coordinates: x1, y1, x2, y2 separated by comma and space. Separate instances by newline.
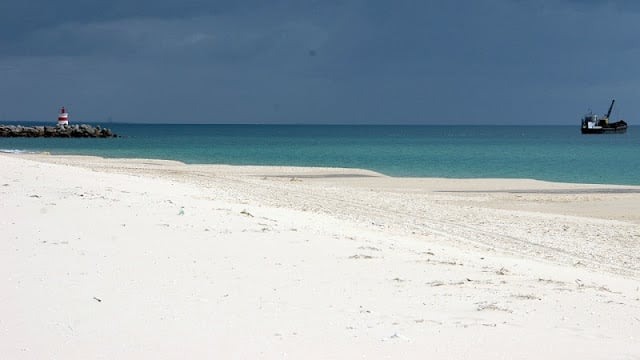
2, 124, 639, 185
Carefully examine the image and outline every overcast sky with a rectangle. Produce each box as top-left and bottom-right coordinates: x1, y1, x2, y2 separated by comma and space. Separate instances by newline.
1, 0, 638, 124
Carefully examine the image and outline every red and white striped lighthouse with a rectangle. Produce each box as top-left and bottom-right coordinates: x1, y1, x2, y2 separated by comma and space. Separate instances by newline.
57, 106, 69, 126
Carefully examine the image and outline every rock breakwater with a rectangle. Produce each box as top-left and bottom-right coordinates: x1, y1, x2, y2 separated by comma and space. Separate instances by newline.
0, 124, 118, 138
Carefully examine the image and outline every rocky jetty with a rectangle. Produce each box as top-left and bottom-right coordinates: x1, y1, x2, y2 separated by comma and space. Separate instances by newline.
0, 124, 118, 138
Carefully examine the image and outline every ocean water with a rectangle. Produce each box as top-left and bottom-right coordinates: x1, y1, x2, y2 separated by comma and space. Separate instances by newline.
1, 124, 639, 185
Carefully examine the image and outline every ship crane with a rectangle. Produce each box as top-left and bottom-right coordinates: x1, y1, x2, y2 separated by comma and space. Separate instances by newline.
604, 99, 615, 124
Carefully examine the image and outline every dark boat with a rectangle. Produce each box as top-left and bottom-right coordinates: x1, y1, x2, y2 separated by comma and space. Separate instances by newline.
581, 99, 627, 134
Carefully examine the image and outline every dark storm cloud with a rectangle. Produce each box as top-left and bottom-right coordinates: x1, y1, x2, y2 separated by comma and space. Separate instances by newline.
1, 0, 639, 124
0, 1, 248, 37
0, 0, 349, 60
0, 1, 277, 57
564, 0, 640, 8
512, 0, 640, 8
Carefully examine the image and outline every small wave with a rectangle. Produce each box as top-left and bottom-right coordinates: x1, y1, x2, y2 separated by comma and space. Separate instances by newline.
0, 149, 51, 155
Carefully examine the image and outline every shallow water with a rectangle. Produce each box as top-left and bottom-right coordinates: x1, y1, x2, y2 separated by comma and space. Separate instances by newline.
2, 124, 639, 185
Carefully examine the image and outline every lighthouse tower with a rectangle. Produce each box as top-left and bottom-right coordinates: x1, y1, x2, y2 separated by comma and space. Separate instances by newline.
57, 107, 69, 126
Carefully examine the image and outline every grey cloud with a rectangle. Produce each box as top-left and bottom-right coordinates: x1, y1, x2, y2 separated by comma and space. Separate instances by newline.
0, 1, 343, 59
1, 0, 640, 124
0, 1, 251, 33
512, 0, 640, 11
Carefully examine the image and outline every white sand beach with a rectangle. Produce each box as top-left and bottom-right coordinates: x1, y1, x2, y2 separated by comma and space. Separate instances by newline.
1, 153, 639, 359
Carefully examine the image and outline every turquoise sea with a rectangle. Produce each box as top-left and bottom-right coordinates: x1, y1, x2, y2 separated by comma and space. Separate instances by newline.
1, 124, 639, 185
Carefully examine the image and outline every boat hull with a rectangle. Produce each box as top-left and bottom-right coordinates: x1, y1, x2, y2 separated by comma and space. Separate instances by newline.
581, 126, 627, 134
581, 120, 627, 134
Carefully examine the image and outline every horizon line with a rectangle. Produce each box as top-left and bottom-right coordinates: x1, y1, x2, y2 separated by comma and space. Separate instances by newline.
1, 121, 592, 127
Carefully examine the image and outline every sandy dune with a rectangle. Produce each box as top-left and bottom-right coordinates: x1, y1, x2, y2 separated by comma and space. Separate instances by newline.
1, 153, 639, 359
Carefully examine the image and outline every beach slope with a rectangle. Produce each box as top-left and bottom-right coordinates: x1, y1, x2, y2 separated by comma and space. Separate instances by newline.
1, 154, 639, 359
